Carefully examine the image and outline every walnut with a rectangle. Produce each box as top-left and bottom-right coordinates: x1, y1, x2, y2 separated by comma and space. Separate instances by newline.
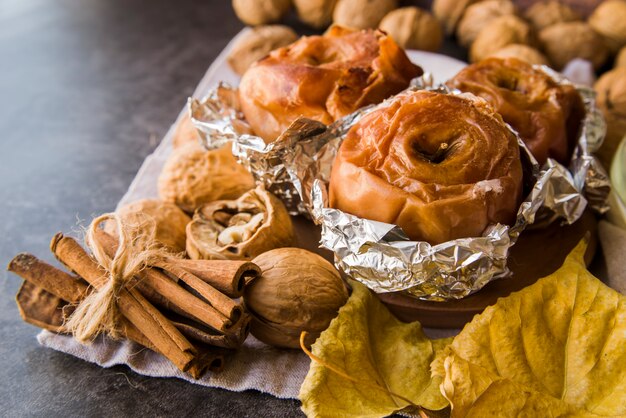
227, 25, 298, 76
589, 0, 626, 54
332, 0, 397, 29
488, 43, 549, 66
294, 0, 338, 28
172, 114, 202, 150
470, 15, 533, 63
594, 68, 626, 169
186, 186, 295, 260
232, 0, 292, 26
456, 0, 516, 48
617, 46, 626, 68
539, 22, 609, 70
432, 0, 479, 35
378, 7, 443, 51
103, 199, 191, 254
523, 1, 580, 32
244, 248, 348, 348
158, 144, 255, 213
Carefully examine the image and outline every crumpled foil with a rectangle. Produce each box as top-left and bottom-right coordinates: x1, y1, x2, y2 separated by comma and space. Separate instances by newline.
190, 70, 610, 301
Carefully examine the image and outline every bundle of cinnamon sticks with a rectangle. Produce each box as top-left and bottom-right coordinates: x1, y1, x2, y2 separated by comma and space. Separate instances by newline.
7, 230, 260, 379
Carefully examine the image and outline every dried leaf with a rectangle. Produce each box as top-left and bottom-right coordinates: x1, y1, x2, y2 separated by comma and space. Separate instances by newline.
433, 239, 626, 417
299, 281, 450, 417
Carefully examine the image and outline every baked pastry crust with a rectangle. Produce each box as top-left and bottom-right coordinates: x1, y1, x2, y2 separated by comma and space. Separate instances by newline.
447, 58, 585, 165
329, 90, 523, 244
238, 26, 423, 142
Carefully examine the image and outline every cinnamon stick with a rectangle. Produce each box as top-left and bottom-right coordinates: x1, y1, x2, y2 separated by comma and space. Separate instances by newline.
16, 281, 67, 333
171, 258, 260, 298
50, 233, 196, 373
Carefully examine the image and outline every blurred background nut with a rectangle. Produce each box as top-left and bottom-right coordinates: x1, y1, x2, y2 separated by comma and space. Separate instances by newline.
523, 0, 580, 31
588, 0, 626, 54
470, 15, 532, 63
244, 248, 348, 349
432, 0, 478, 35
594, 67, 626, 169
539, 22, 609, 70
332, 0, 397, 29
232, 0, 292, 26
487, 43, 549, 66
104, 199, 191, 254
378, 7, 442, 51
227, 25, 298, 76
616, 46, 626, 68
158, 144, 255, 213
294, 0, 338, 29
456, 0, 517, 48
172, 114, 202, 150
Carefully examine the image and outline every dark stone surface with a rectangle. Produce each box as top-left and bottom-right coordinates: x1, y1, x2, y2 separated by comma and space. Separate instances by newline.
0, 0, 466, 416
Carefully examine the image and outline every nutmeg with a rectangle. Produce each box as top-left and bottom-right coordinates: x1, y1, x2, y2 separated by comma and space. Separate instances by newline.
594, 67, 626, 169
172, 114, 202, 150
488, 44, 549, 66
589, 0, 626, 53
244, 248, 348, 348
470, 15, 533, 63
456, 0, 516, 48
617, 46, 626, 68
379, 7, 443, 51
539, 22, 609, 70
432, 0, 478, 35
104, 199, 191, 254
232, 0, 291, 26
332, 0, 397, 29
523, 0, 580, 32
294, 0, 338, 28
158, 144, 255, 213
227, 25, 298, 76
186, 186, 295, 260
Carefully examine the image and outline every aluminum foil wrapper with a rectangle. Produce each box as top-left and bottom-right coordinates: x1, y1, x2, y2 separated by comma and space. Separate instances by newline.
189, 71, 610, 300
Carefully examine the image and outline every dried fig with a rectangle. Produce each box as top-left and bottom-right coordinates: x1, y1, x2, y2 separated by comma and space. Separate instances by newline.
186, 186, 295, 260
232, 0, 291, 26
294, 0, 338, 29
589, 0, 626, 53
456, 0, 516, 48
379, 7, 443, 52
594, 67, 626, 169
332, 0, 397, 29
539, 21, 609, 70
523, 0, 580, 32
470, 15, 533, 63
488, 43, 549, 66
158, 144, 255, 213
104, 199, 191, 254
244, 248, 348, 348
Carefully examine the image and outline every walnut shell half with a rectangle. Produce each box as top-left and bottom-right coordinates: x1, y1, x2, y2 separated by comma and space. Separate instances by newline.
186, 186, 295, 260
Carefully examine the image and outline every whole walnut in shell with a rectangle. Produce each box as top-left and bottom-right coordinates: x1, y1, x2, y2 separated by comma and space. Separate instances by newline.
456, 0, 517, 48
539, 22, 609, 70
104, 199, 191, 254
617, 46, 626, 68
589, 0, 626, 53
332, 0, 397, 29
594, 67, 626, 169
488, 43, 549, 66
186, 186, 295, 260
232, 0, 291, 26
172, 114, 202, 150
244, 248, 348, 348
379, 7, 443, 51
432, 0, 479, 35
227, 25, 298, 76
523, 0, 580, 32
470, 15, 533, 63
294, 0, 338, 28
158, 144, 255, 213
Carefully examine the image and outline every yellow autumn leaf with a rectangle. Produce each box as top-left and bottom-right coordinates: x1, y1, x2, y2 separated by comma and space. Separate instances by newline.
299, 281, 451, 418
433, 239, 626, 417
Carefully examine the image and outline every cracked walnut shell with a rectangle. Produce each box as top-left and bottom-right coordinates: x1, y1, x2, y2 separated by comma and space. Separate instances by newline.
158, 144, 255, 213
186, 186, 295, 260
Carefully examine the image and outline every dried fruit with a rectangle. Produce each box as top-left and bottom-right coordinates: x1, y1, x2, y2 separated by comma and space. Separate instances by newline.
456, 0, 517, 48
158, 144, 255, 213
470, 15, 532, 63
594, 67, 626, 169
589, 0, 626, 53
378, 7, 443, 51
186, 186, 295, 260
488, 43, 549, 66
232, 0, 291, 26
332, 0, 397, 29
539, 22, 609, 70
432, 0, 478, 35
227, 25, 298, 76
523, 0, 580, 31
244, 248, 348, 349
103, 199, 191, 254
294, 0, 338, 29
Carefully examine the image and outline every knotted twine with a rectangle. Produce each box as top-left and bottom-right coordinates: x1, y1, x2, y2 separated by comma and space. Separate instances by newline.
65, 212, 169, 343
